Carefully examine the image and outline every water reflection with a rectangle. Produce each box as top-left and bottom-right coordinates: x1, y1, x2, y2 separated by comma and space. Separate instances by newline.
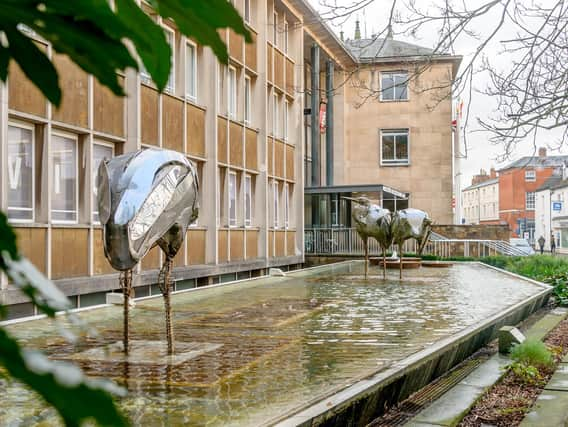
1, 263, 542, 426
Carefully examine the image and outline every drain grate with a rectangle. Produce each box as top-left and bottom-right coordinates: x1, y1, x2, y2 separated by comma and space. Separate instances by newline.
367, 355, 488, 426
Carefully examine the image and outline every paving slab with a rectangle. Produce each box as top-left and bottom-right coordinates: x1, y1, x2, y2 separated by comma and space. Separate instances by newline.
544, 364, 568, 392
520, 390, 568, 426
525, 308, 568, 341
411, 384, 483, 427
459, 354, 509, 388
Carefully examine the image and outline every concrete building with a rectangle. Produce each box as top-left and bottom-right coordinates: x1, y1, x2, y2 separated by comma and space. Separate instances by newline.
461, 170, 499, 225
498, 148, 568, 242
535, 170, 568, 253
304, 29, 462, 227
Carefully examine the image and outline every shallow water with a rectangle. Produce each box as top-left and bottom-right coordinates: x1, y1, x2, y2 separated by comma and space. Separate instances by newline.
0, 262, 544, 426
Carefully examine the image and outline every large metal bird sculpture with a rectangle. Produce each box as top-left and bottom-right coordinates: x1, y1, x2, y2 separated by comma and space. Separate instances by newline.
344, 197, 392, 279
97, 148, 199, 355
390, 208, 432, 279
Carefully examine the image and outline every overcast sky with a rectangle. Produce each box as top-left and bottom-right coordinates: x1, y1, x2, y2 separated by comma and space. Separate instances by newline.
309, 0, 567, 188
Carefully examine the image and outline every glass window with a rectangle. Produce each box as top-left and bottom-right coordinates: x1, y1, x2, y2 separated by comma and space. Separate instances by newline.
51, 133, 78, 223
228, 66, 237, 118
7, 124, 34, 221
245, 174, 252, 226
229, 171, 237, 226
381, 71, 408, 101
164, 26, 175, 93
244, 0, 250, 23
381, 129, 409, 165
525, 170, 536, 182
526, 192, 536, 210
273, 94, 279, 137
273, 180, 279, 228
92, 142, 114, 223
284, 183, 289, 228
283, 21, 288, 53
244, 76, 251, 125
273, 12, 278, 45
185, 42, 197, 101
283, 100, 289, 141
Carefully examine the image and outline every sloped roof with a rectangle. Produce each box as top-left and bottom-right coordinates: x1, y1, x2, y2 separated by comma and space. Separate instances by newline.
536, 174, 568, 192
345, 37, 436, 60
462, 177, 499, 192
499, 155, 568, 172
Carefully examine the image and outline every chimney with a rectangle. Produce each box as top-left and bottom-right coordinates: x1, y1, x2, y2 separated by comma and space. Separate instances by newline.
340, 30, 344, 42
490, 167, 496, 178
539, 147, 547, 158
354, 20, 361, 40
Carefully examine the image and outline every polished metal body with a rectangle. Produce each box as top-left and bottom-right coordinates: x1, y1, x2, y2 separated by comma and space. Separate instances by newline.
391, 208, 432, 278
344, 196, 392, 278
97, 148, 199, 271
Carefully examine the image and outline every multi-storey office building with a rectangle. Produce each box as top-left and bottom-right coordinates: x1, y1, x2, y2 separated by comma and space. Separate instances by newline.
0, 0, 337, 318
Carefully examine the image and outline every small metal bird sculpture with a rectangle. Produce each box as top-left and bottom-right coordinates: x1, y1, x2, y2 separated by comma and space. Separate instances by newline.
343, 196, 392, 279
390, 208, 432, 279
97, 148, 199, 355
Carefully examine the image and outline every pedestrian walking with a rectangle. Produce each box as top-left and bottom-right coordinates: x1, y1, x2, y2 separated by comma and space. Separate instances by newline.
551, 233, 557, 255
538, 235, 545, 255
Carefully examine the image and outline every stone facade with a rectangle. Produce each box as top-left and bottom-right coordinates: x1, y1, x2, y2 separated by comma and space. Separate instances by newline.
432, 224, 510, 241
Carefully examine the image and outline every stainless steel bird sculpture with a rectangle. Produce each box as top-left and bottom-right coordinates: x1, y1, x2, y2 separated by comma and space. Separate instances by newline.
390, 208, 432, 279
97, 148, 199, 355
343, 197, 392, 279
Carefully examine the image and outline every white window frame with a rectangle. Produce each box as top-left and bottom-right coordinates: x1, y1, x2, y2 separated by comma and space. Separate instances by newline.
380, 129, 410, 166
228, 65, 237, 119
273, 180, 279, 228
228, 171, 237, 227
526, 191, 536, 211
244, 75, 252, 125
273, 93, 279, 138
92, 140, 115, 224
244, 174, 252, 227
273, 12, 278, 46
283, 99, 289, 141
380, 71, 409, 101
185, 40, 197, 102
283, 20, 288, 54
525, 170, 536, 182
163, 25, 176, 94
51, 130, 79, 225
284, 182, 289, 229
244, 0, 251, 24
7, 121, 35, 223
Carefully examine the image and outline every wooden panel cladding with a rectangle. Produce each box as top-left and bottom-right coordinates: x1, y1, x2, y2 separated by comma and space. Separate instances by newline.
218, 230, 228, 263
8, 43, 47, 117
14, 227, 47, 274
245, 32, 257, 71
217, 117, 228, 164
229, 30, 243, 63
187, 229, 206, 265
269, 231, 274, 258
187, 104, 206, 157
93, 229, 114, 275
286, 58, 295, 94
141, 85, 159, 145
218, 29, 228, 46
245, 128, 258, 170
51, 228, 88, 279
162, 94, 184, 153
93, 77, 125, 137
275, 231, 286, 257
268, 137, 274, 176
274, 140, 285, 178
246, 230, 258, 259
230, 230, 244, 261
286, 145, 295, 180
287, 231, 296, 256
52, 54, 88, 128
229, 121, 244, 167
267, 44, 273, 83
274, 50, 285, 89
141, 246, 161, 271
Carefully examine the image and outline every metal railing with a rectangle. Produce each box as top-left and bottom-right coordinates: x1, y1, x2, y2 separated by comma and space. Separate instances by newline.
305, 228, 528, 258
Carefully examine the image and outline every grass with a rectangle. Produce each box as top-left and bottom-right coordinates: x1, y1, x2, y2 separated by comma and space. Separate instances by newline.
510, 339, 554, 369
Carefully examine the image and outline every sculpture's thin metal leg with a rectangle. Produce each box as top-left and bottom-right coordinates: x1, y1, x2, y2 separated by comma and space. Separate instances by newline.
120, 269, 133, 355
399, 244, 403, 280
363, 238, 368, 280
158, 256, 175, 355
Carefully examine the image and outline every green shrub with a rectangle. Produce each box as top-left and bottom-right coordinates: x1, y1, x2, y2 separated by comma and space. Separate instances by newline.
508, 361, 545, 386
510, 339, 554, 369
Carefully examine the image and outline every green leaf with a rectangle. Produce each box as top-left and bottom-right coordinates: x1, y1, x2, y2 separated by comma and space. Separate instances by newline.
0, 47, 9, 82
0, 212, 18, 265
0, 328, 128, 427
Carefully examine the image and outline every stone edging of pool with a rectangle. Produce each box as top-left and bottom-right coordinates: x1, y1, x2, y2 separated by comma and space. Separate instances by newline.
270, 262, 552, 427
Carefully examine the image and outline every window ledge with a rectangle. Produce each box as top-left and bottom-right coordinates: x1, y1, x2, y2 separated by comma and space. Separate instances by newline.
379, 98, 410, 103
380, 162, 410, 167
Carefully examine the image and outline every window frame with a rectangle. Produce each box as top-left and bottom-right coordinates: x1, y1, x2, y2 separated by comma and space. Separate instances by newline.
92, 140, 115, 224
244, 174, 252, 227
283, 20, 288, 54
273, 12, 278, 46
7, 121, 35, 223
244, 75, 252, 125
185, 39, 197, 102
51, 130, 79, 225
525, 170, 536, 182
380, 129, 410, 166
283, 99, 289, 141
244, 0, 251, 24
162, 25, 176, 94
228, 65, 237, 119
380, 71, 409, 102
284, 182, 289, 229
273, 93, 279, 138
228, 170, 237, 227
526, 191, 536, 211
273, 180, 279, 228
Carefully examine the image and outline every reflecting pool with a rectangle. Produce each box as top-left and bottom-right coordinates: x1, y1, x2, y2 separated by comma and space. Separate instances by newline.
0, 262, 545, 426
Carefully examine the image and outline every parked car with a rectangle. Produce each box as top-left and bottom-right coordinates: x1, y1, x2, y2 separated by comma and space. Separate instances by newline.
509, 238, 536, 256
